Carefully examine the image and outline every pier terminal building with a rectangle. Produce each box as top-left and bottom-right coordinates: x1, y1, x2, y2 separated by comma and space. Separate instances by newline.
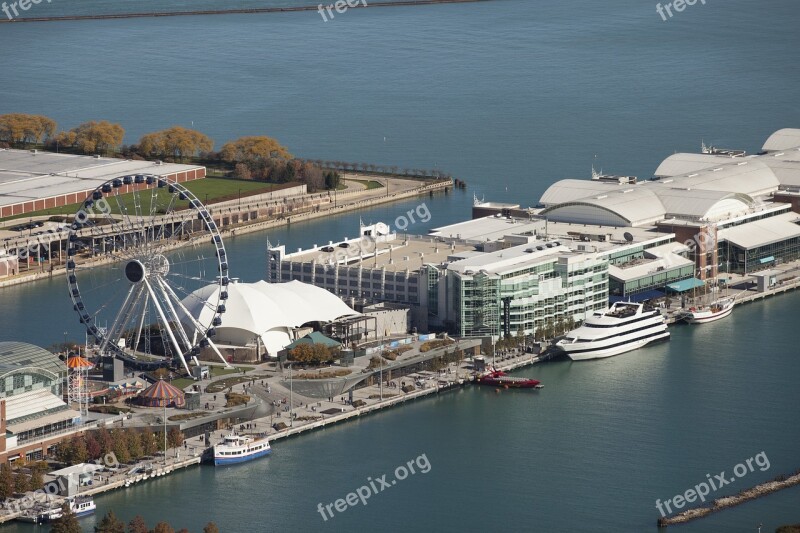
268, 129, 800, 338
0, 341, 76, 463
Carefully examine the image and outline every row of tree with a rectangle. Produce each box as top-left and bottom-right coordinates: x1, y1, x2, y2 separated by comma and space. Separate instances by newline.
0, 428, 186, 503
50, 506, 219, 533
54, 427, 184, 466
0, 460, 47, 498
0, 114, 452, 181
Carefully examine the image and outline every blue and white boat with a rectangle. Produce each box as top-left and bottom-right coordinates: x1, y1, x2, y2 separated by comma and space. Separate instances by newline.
208, 433, 272, 465
27, 496, 96, 523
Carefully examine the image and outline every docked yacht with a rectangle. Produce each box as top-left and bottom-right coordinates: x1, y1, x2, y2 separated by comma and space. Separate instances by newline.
557, 302, 669, 361
680, 298, 734, 324
205, 433, 272, 465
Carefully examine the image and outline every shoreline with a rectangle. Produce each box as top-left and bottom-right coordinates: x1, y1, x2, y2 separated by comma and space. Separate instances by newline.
0, 0, 492, 24
0, 177, 451, 289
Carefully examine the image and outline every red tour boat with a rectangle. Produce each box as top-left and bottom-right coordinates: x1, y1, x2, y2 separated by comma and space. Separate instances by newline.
476, 369, 543, 389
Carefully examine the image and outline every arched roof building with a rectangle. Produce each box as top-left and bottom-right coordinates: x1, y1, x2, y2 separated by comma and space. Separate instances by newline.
762, 128, 800, 152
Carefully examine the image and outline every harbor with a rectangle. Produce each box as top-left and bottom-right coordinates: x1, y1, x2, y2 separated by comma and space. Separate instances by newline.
1, 1, 799, 527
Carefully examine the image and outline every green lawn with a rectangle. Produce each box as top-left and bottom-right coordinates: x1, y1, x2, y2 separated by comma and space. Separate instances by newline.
348, 178, 384, 190
0, 178, 298, 223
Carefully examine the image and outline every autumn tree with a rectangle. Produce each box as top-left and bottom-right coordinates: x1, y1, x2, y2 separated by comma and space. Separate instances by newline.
96, 427, 114, 456
51, 503, 82, 533
29, 461, 47, 490
128, 515, 149, 533
203, 524, 220, 533
112, 430, 131, 464
288, 343, 338, 365
151, 522, 175, 533
86, 431, 102, 461
55, 120, 125, 155
155, 430, 167, 453
95, 510, 126, 533
13, 469, 28, 493
0, 113, 57, 145
219, 135, 291, 164
233, 162, 252, 180
140, 430, 158, 457
138, 126, 213, 161
167, 427, 184, 449
0, 463, 13, 500
126, 429, 144, 460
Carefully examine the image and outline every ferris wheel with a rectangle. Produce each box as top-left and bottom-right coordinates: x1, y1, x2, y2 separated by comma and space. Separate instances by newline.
66, 174, 230, 375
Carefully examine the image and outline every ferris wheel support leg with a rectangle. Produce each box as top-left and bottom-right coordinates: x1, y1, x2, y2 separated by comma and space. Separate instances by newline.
158, 279, 232, 368
154, 277, 193, 350
100, 283, 139, 355
133, 292, 150, 355
144, 278, 191, 375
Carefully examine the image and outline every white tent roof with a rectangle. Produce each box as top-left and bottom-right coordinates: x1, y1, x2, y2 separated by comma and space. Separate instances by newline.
180, 280, 358, 356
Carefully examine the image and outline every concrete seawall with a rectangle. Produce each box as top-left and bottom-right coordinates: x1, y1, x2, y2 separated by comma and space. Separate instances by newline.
658, 471, 800, 527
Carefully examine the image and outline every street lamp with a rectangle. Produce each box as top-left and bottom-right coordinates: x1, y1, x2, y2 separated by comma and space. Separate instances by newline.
63, 331, 68, 355
287, 363, 293, 427
238, 189, 241, 209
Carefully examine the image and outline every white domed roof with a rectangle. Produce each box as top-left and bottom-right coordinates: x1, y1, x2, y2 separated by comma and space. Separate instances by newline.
180, 280, 358, 356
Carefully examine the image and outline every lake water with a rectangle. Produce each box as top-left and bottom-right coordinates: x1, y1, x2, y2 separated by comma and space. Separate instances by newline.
1, 0, 800, 530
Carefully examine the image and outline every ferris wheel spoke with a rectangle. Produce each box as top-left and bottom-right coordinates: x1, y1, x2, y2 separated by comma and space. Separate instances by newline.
159, 279, 230, 367
114, 196, 144, 254
99, 283, 140, 355
143, 277, 191, 375
153, 276, 193, 350
165, 277, 218, 309
153, 193, 179, 245
128, 290, 149, 355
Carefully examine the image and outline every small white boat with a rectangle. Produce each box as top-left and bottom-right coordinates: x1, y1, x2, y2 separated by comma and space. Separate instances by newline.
20, 496, 97, 523
681, 298, 734, 324
206, 433, 272, 466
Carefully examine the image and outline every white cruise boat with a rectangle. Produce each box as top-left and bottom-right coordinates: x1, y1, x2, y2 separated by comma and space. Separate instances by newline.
680, 298, 734, 324
206, 433, 272, 466
18, 496, 97, 524
557, 302, 669, 361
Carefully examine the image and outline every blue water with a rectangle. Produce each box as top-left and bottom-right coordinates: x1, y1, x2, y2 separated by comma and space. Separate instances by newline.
2, 0, 800, 531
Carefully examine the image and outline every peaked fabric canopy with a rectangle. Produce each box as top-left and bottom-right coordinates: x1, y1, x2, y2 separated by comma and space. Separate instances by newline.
66, 356, 93, 369
180, 280, 360, 356
137, 379, 185, 408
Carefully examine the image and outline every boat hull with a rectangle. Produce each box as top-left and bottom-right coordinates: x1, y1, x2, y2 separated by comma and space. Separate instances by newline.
476, 378, 540, 388
565, 331, 670, 361
213, 447, 272, 466
685, 306, 733, 324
